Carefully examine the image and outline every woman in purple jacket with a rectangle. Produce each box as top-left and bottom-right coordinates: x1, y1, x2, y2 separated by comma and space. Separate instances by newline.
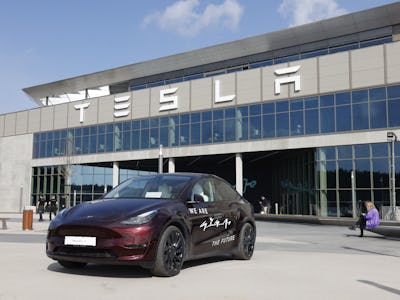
349, 201, 380, 237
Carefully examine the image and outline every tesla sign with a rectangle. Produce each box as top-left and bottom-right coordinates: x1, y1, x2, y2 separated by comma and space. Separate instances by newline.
75, 66, 301, 122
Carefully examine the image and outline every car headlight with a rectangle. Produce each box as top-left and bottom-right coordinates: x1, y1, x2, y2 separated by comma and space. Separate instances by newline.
120, 210, 157, 225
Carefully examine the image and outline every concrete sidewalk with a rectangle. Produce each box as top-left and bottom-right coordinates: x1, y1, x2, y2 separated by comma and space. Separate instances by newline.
0, 213, 50, 234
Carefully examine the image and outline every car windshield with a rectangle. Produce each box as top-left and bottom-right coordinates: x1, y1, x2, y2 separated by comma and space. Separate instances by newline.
103, 174, 193, 200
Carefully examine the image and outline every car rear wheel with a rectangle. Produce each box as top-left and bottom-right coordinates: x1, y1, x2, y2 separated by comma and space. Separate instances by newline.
151, 226, 185, 277
58, 260, 87, 269
234, 223, 255, 260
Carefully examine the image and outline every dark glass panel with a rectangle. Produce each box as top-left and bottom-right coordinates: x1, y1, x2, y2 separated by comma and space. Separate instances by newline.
237, 116, 248, 140
276, 101, 289, 113
202, 111, 212, 122
105, 133, 113, 152
213, 120, 224, 142
326, 190, 337, 217
180, 114, 190, 124
141, 129, 149, 149
320, 94, 334, 107
387, 85, 400, 99
354, 144, 370, 158
160, 116, 169, 127
150, 118, 159, 128
326, 160, 336, 188
290, 98, 303, 111
369, 87, 386, 101
352, 103, 369, 130
305, 109, 319, 134
213, 110, 224, 120
225, 107, 236, 119
290, 111, 304, 136
320, 107, 334, 133
190, 112, 201, 123
372, 143, 388, 158
338, 190, 353, 217
159, 127, 169, 147
236, 106, 249, 117
179, 124, 189, 145
352, 89, 368, 103
150, 128, 159, 148
122, 131, 131, 151
370, 101, 387, 129
132, 131, 140, 150
262, 102, 275, 114
372, 158, 389, 189
336, 105, 351, 132
190, 123, 200, 145
225, 118, 236, 141
262, 114, 275, 138
249, 104, 261, 116
276, 113, 289, 137
355, 159, 371, 188
249, 116, 261, 139
338, 160, 352, 188
301, 49, 328, 59
338, 145, 352, 159
335, 92, 350, 105
201, 122, 212, 144
141, 119, 149, 129
388, 99, 400, 127
122, 121, 132, 131
318, 147, 335, 161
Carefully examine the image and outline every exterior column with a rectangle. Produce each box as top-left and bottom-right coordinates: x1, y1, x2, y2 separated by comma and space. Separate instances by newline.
235, 153, 243, 195
168, 157, 175, 173
113, 161, 120, 188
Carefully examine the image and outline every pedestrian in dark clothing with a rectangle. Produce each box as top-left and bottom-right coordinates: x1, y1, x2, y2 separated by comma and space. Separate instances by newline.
49, 194, 58, 221
36, 194, 46, 221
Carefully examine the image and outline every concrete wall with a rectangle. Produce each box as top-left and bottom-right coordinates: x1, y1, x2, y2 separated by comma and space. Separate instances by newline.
0, 134, 33, 212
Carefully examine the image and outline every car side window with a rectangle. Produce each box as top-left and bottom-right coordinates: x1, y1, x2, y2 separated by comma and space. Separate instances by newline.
213, 178, 238, 202
191, 179, 215, 202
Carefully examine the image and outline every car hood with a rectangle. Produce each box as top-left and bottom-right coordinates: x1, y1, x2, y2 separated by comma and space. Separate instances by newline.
59, 198, 171, 224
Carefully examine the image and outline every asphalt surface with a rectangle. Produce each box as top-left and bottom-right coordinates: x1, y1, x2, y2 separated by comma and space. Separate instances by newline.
0, 215, 399, 300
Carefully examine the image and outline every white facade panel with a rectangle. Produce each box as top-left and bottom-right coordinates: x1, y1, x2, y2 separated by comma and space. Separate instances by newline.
290, 58, 318, 97
15, 111, 29, 135
132, 89, 150, 119
319, 52, 350, 93
53, 103, 69, 129
386, 42, 400, 84
97, 95, 114, 124
262, 63, 289, 101
237, 68, 261, 104
27, 109, 41, 133
4, 113, 16, 136
191, 77, 213, 111
40, 106, 54, 131
351, 46, 385, 88
0, 115, 4, 136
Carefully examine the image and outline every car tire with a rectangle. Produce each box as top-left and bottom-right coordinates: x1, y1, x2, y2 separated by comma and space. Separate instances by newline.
233, 223, 255, 260
151, 226, 185, 277
58, 260, 87, 269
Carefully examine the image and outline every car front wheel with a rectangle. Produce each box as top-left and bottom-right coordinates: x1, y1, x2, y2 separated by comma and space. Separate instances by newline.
234, 223, 255, 260
151, 226, 185, 277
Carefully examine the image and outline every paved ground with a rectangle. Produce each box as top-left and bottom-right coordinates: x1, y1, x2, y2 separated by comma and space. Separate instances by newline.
0, 214, 399, 300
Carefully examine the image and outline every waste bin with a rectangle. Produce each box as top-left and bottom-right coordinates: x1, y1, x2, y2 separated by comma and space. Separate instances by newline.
22, 209, 33, 230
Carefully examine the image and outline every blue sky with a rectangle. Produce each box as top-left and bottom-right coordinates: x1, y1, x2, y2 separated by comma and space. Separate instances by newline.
0, 0, 397, 114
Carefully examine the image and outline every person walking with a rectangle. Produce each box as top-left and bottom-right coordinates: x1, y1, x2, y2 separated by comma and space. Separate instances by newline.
36, 194, 46, 222
349, 201, 380, 237
48, 194, 58, 221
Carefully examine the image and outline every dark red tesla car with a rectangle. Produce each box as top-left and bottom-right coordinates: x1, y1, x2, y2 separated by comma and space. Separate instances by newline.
46, 173, 256, 276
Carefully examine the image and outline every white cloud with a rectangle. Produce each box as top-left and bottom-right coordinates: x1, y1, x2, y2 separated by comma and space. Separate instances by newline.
278, 0, 347, 27
143, 0, 243, 37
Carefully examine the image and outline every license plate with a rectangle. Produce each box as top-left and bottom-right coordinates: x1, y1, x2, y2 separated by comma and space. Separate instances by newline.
65, 236, 96, 246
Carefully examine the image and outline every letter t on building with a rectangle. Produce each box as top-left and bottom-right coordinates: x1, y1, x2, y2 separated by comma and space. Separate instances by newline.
74, 103, 90, 123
